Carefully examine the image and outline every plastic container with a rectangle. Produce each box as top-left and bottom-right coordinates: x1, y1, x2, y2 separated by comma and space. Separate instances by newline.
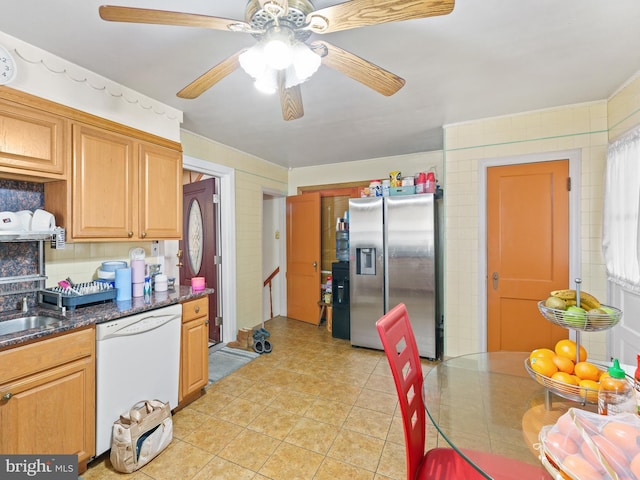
336, 230, 349, 262
389, 171, 401, 187
369, 180, 382, 197
415, 172, 427, 194
598, 358, 637, 416
381, 179, 390, 197
154, 274, 168, 292
635, 353, 640, 415
324, 275, 332, 303
426, 172, 436, 193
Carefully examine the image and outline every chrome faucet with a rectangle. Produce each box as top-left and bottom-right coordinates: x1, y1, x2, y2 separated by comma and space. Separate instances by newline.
21, 297, 28, 312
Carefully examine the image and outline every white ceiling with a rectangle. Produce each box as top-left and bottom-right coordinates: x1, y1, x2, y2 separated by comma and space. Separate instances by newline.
0, 1, 639, 168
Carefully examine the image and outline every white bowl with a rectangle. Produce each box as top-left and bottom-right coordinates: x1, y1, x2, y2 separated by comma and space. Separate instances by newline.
0, 212, 18, 230
101, 261, 128, 272
97, 269, 116, 280
15, 210, 33, 230
32, 209, 55, 231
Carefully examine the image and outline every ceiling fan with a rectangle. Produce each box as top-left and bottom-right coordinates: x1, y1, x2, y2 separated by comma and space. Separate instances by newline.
99, 0, 454, 121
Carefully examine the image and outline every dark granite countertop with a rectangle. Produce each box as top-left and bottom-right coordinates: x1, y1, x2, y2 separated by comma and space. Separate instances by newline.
0, 286, 213, 350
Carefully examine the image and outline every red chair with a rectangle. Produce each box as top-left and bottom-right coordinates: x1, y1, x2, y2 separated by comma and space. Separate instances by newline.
376, 303, 550, 480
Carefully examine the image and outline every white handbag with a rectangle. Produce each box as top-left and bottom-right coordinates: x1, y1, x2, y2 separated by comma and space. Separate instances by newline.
110, 399, 173, 473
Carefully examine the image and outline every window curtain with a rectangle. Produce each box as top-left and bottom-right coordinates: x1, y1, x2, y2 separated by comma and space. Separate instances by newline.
602, 127, 640, 292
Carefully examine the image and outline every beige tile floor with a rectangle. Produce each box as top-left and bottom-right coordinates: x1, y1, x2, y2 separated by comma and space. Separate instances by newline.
83, 315, 440, 480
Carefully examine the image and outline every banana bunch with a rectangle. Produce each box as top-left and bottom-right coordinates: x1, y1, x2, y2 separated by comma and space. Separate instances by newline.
550, 289, 601, 310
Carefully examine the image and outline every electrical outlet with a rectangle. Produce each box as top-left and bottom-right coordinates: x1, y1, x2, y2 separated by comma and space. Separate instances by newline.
151, 240, 159, 257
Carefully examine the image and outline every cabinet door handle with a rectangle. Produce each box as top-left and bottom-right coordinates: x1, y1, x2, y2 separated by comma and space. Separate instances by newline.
141, 231, 147, 238
205, 320, 209, 325
2, 392, 13, 401
128, 231, 134, 238
195, 306, 200, 314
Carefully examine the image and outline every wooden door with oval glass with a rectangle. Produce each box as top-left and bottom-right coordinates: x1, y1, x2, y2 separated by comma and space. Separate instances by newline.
179, 178, 220, 343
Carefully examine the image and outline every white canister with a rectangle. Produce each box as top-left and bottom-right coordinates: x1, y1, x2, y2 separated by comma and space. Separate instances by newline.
154, 274, 168, 292
382, 179, 390, 197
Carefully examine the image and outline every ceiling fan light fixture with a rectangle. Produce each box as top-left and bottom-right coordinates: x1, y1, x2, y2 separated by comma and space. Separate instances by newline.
238, 45, 267, 79
263, 38, 293, 70
291, 42, 321, 82
253, 68, 278, 94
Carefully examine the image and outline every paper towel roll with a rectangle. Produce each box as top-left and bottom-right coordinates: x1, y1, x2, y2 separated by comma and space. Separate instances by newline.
131, 259, 146, 283
115, 268, 132, 301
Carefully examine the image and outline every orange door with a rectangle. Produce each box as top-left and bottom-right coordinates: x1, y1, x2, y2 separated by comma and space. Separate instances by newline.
286, 192, 321, 324
487, 160, 569, 351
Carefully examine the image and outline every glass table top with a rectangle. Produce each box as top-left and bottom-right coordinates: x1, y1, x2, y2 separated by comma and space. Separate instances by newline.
422, 351, 597, 479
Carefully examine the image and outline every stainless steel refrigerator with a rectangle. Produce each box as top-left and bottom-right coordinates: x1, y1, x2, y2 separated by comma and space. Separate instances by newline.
349, 194, 440, 359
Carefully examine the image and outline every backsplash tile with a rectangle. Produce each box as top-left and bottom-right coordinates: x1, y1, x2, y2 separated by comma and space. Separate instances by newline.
0, 179, 44, 313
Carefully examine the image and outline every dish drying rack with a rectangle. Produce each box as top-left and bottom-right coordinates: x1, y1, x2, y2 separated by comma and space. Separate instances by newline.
38, 281, 116, 311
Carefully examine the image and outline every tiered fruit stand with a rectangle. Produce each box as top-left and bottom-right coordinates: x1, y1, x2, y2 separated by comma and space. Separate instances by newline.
524, 279, 623, 406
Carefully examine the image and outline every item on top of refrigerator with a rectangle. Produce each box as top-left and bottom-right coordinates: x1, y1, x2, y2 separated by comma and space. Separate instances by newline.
369, 180, 382, 197
401, 176, 414, 187
389, 171, 401, 187
415, 172, 427, 194
426, 172, 436, 193
390, 186, 416, 196
382, 179, 390, 197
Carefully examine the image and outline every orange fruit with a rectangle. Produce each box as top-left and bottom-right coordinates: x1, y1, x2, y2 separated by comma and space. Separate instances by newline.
631, 451, 640, 480
593, 435, 632, 477
530, 356, 558, 377
552, 371, 579, 385
602, 421, 640, 457
530, 348, 556, 362
574, 361, 602, 381
543, 431, 578, 461
578, 379, 600, 403
562, 454, 602, 480
552, 354, 575, 374
554, 339, 587, 362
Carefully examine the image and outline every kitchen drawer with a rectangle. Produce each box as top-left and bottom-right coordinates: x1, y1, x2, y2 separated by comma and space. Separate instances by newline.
0, 327, 94, 384
182, 297, 208, 322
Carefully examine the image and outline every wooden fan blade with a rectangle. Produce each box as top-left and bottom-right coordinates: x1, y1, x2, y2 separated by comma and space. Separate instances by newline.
99, 5, 250, 32
278, 72, 304, 121
177, 49, 247, 99
307, 0, 454, 34
313, 41, 405, 96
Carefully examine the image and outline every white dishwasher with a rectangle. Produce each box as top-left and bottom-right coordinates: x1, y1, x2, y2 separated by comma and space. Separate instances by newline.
95, 303, 181, 457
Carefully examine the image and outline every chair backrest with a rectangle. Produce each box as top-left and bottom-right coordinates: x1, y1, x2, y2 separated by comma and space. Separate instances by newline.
376, 303, 425, 480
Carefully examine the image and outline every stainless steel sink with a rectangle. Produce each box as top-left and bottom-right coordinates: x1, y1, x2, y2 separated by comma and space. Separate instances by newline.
0, 316, 64, 336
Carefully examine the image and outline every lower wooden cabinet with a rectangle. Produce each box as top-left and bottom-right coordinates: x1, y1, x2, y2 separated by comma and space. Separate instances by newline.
179, 297, 209, 407
0, 327, 95, 473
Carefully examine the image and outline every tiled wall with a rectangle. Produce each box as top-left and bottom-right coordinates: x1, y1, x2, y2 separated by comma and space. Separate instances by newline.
0, 180, 44, 312
0, 179, 156, 313
443, 101, 609, 359
181, 130, 289, 332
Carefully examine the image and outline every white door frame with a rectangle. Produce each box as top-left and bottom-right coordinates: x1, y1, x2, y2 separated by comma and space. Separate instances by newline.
476, 149, 582, 351
262, 189, 287, 319
183, 155, 237, 344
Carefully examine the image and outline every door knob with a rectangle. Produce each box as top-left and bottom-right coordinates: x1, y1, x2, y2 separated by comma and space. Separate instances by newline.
492, 272, 499, 290
313, 261, 317, 272
176, 250, 183, 268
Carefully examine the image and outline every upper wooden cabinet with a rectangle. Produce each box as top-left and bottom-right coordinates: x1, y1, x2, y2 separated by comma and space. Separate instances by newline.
72, 123, 182, 241
0, 98, 68, 179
